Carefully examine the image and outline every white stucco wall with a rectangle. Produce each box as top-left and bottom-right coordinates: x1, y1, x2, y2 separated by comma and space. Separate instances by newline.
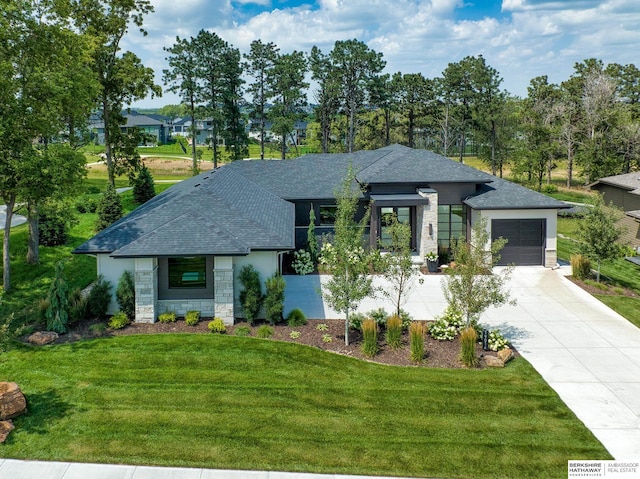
96, 255, 136, 314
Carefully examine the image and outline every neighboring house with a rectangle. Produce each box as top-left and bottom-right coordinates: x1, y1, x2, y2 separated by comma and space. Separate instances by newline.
247, 119, 307, 146
73, 144, 566, 325
89, 112, 170, 145
590, 171, 640, 248
171, 117, 225, 147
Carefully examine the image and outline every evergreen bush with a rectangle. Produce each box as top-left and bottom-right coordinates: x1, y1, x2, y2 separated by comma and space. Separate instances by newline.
95, 184, 123, 231
45, 262, 70, 334
87, 275, 112, 320
68, 287, 89, 325
132, 164, 156, 204
39, 201, 78, 246
239, 265, 263, 324
286, 308, 307, 327
264, 273, 286, 325
116, 271, 135, 319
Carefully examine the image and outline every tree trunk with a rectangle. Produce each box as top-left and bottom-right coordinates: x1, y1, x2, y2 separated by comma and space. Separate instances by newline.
566, 145, 573, 188
102, 98, 115, 187
26, 202, 39, 264
2, 195, 15, 292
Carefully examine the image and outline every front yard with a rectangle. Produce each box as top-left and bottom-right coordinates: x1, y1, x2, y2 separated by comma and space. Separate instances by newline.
0, 334, 610, 478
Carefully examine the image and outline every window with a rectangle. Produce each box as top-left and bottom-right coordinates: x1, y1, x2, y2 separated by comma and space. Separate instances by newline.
168, 257, 207, 289
319, 205, 338, 225
379, 206, 413, 249
437, 205, 467, 260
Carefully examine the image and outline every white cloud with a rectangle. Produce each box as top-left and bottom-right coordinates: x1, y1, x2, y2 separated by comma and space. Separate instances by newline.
124, 0, 640, 107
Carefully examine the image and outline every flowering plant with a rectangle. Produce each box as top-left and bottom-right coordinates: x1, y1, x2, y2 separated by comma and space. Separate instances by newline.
425, 251, 438, 262
488, 329, 509, 351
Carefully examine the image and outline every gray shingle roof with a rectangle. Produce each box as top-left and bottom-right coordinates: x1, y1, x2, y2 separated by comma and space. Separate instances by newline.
464, 176, 568, 210
73, 167, 294, 256
591, 171, 640, 195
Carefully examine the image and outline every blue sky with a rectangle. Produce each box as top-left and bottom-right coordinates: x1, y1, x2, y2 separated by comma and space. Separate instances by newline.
125, 0, 640, 108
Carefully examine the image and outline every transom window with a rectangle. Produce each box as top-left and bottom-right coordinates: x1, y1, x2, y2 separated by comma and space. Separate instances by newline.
168, 257, 207, 289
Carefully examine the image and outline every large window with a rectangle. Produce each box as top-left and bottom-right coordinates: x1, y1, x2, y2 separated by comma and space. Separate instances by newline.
437, 205, 467, 260
379, 206, 413, 249
168, 257, 207, 289
319, 205, 338, 225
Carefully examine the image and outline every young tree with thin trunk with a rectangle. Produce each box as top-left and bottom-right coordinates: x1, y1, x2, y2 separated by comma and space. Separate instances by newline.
441, 217, 515, 327
319, 166, 374, 346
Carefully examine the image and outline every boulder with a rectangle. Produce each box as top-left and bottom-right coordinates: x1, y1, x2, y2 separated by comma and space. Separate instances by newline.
27, 331, 58, 346
484, 355, 505, 368
0, 382, 27, 420
0, 420, 14, 443
497, 348, 514, 363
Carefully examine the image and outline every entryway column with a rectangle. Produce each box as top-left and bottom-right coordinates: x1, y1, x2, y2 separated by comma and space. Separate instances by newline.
134, 258, 157, 323
417, 189, 438, 261
214, 257, 234, 325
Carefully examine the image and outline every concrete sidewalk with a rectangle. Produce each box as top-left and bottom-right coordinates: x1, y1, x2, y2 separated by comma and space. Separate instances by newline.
0, 459, 424, 479
284, 266, 640, 459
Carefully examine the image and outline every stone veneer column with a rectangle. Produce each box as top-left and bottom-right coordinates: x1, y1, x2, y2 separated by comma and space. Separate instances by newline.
417, 189, 438, 262
134, 258, 157, 323
545, 249, 557, 268
214, 257, 235, 325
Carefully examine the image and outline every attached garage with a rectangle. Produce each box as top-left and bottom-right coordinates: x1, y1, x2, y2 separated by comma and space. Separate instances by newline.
491, 219, 546, 266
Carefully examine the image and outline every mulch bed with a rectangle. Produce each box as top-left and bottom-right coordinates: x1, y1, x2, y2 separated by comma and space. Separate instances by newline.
48, 318, 509, 369
567, 276, 639, 298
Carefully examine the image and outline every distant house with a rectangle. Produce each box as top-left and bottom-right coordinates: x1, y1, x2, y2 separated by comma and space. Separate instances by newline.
247, 119, 307, 146
74, 144, 566, 325
89, 111, 170, 145
590, 171, 640, 248
171, 117, 224, 147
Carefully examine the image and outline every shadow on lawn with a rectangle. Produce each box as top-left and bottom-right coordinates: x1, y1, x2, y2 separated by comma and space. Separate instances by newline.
7, 389, 76, 442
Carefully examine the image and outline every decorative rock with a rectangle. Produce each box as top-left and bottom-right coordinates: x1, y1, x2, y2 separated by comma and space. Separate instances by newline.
0, 382, 27, 420
484, 355, 505, 368
27, 331, 58, 345
0, 420, 14, 443
497, 348, 514, 363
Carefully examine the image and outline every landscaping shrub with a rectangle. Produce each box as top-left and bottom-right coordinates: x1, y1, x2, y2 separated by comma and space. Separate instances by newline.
87, 275, 112, 320
208, 318, 226, 333
409, 321, 426, 363
264, 273, 286, 325
289, 330, 301, 339
68, 288, 89, 325
367, 307, 388, 328
399, 309, 413, 330
385, 314, 403, 350
158, 311, 177, 323
88, 322, 107, 336
108, 311, 129, 330
185, 310, 200, 326
234, 325, 251, 337
488, 329, 509, 351
239, 265, 264, 324
571, 254, 592, 280
256, 325, 274, 339
429, 305, 465, 340
286, 308, 307, 327
361, 319, 378, 358
36, 298, 50, 327
45, 262, 70, 334
39, 201, 78, 246
95, 184, 123, 231
541, 184, 558, 194
116, 271, 135, 319
459, 326, 478, 367
291, 249, 314, 275
348, 312, 366, 331
132, 164, 156, 204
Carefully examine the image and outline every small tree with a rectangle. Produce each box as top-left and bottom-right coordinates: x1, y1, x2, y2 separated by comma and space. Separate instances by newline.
306, 206, 318, 265
319, 165, 374, 345
239, 265, 264, 324
87, 275, 112, 320
441, 217, 515, 326
132, 164, 156, 204
116, 270, 135, 319
95, 184, 123, 231
379, 214, 420, 316
576, 193, 625, 282
46, 261, 70, 334
264, 273, 286, 325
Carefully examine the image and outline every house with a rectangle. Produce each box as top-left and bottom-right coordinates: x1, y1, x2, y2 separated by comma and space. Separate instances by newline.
171, 117, 225, 147
89, 112, 170, 145
247, 119, 308, 146
590, 171, 640, 248
73, 144, 566, 325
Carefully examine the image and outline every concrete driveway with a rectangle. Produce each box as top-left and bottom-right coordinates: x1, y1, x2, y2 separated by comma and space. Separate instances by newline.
284, 265, 640, 459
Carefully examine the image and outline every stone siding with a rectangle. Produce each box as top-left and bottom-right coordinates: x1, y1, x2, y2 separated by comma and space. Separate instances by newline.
134, 261, 157, 324
417, 191, 438, 262
213, 268, 234, 325
156, 300, 215, 318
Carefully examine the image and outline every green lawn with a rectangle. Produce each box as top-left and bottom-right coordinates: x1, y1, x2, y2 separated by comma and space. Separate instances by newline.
595, 295, 640, 328
0, 334, 609, 478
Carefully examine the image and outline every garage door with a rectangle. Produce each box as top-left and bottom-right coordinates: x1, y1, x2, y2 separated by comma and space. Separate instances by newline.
491, 219, 545, 266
